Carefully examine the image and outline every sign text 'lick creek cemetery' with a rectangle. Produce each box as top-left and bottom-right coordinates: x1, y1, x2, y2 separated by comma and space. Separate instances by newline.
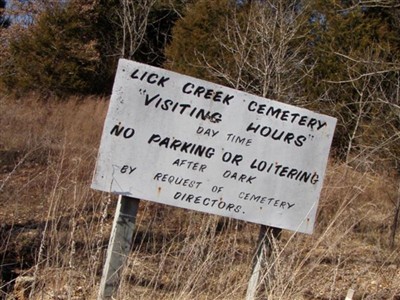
91, 59, 337, 234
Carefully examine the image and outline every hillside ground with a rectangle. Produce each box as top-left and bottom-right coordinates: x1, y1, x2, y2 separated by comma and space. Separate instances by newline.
0, 94, 399, 299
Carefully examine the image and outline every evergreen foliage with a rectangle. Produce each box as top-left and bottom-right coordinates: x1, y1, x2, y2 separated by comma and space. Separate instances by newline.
97, 0, 180, 67
0, 0, 180, 96
305, 1, 400, 164
135, 2, 180, 66
1, 2, 103, 97
165, 0, 236, 84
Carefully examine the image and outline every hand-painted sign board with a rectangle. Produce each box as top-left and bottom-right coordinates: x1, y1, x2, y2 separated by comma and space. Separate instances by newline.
92, 59, 336, 234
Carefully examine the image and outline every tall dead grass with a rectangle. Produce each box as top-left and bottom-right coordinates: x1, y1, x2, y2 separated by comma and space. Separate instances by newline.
0, 94, 399, 299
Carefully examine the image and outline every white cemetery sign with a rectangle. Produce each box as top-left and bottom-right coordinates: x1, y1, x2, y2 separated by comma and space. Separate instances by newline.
92, 59, 336, 234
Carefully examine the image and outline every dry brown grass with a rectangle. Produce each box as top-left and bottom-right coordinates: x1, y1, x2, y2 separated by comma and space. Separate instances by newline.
0, 94, 399, 300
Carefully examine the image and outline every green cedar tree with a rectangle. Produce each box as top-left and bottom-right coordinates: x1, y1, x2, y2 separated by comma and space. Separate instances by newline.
3, 2, 103, 97
164, 0, 236, 83
305, 0, 400, 165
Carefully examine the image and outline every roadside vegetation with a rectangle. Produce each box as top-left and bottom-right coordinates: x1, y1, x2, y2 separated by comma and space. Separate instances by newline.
0, 0, 399, 299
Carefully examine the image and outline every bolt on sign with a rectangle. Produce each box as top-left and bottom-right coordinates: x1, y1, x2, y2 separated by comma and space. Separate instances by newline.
92, 59, 337, 234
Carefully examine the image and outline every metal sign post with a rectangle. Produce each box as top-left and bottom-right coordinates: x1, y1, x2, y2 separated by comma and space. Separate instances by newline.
246, 225, 282, 300
98, 196, 140, 300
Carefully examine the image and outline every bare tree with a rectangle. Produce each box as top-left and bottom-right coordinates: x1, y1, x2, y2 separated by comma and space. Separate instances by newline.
324, 50, 400, 169
200, 0, 312, 105
114, 0, 157, 59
